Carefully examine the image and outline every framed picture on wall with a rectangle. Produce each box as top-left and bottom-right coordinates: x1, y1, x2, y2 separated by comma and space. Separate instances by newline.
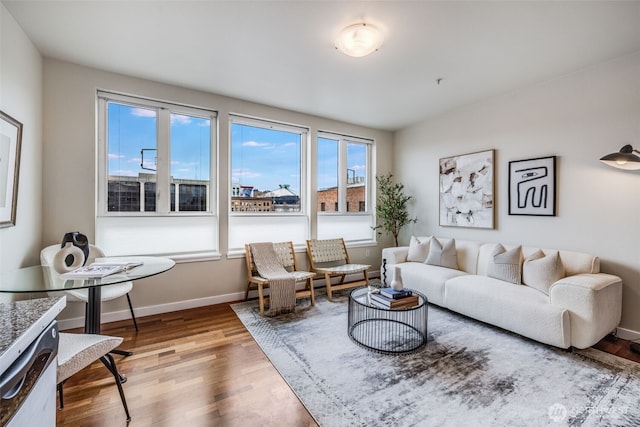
0, 111, 23, 228
439, 149, 494, 229
508, 156, 556, 216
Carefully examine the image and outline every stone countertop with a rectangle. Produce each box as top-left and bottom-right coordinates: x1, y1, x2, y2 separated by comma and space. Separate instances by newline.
0, 296, 66, 373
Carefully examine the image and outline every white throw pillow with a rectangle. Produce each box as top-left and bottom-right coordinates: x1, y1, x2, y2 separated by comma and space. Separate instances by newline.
407, 236, 430, 262
425, 238, 458, 269
487, 244, 522, 284
523, 250, 565, 295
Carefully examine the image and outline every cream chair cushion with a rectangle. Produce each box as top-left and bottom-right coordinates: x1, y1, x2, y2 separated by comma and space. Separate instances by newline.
57, 333, 123, 383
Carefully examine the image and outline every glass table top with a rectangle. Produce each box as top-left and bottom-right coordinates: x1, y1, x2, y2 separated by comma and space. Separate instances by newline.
0, 256, 175, 294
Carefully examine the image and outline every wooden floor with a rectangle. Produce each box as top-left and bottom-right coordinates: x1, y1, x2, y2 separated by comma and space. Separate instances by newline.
56, 302, 317, 427
56, 302, 640, 426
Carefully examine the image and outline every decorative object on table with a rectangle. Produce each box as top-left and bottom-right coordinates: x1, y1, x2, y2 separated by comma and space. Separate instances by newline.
390, 265, 403, 291
600, 144, 640, 170
382, 258, 387, 285
379, 287, 412, 300
372, 173, 417, 247
53, 242, 85, 274
508, 156, 556, 216
439, 149, 494, 229
60, 262, 143, 279
60, 231, 90, 266
0, 111, 23, 228
369, 292, 420, 309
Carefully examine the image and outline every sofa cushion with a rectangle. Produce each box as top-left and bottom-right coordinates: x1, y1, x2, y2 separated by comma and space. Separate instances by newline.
523, 250, 564, 295
487, 244, 522, 284
407, 236, 430, 262
444, 274, 570, 348
396, 262, 467, 306
425, 237, 458, 269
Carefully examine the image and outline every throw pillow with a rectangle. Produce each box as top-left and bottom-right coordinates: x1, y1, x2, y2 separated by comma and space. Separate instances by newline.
425, 238, 458, 269
523, 250, 565, 295
407, 236, 430, 262
487, 244, 523, 285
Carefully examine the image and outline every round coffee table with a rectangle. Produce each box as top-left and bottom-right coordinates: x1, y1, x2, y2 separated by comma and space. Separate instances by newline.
348, 286, 428, 354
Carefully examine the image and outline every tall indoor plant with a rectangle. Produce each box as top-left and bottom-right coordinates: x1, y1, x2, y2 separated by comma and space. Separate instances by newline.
373, 173, 417, 247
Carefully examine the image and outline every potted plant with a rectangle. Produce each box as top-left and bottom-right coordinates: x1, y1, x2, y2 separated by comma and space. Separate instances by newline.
372, 173, 417, 247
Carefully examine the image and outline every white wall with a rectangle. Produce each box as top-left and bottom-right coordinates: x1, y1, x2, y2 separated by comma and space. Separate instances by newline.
43, 59, 393, 326
394, 52, 640, 335
0, 4, 42, 274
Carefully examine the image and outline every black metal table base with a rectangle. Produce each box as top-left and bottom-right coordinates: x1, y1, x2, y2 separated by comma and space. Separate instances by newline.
348, 287, 428, 354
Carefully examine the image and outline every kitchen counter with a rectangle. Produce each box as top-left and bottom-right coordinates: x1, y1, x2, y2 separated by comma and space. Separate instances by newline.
0, 296, 66, 373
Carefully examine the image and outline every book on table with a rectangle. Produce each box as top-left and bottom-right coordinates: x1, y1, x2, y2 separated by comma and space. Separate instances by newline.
60, 262, 144, 279
370, 293, 419, 309
379, 287, 413, 299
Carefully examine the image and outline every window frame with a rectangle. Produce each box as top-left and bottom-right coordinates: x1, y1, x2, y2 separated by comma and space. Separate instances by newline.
96, 91, 219, 258
228, 114, 309, 216
317, 131, 373, 216
97, 91, 218, 217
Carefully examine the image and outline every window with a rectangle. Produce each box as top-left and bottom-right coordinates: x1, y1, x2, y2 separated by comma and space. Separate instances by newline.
97, 92, 217, 257
317, 132, 374, 242
230, 116, 304, 213
228, 115, 308, 250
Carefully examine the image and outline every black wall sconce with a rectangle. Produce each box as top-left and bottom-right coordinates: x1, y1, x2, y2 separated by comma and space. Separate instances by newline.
600, 145, 640, 170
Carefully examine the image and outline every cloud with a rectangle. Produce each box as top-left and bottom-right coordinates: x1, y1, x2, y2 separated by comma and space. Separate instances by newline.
108, 153, 125, 159
171, 114, 192, 125
232, 168, 261, 179
131, 108, 156, 118
243, 141, 271, 148
351, 164, 366, 171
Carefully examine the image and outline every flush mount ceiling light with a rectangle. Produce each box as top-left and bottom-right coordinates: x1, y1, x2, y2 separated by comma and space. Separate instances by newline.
335, 23, 384, 58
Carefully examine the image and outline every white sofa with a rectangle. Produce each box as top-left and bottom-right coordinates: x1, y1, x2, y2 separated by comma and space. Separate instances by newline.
381, 237, 623, 349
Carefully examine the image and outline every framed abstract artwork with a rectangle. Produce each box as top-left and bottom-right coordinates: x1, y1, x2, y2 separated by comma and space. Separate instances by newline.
0, 111, 23, 227
439, 149, 494, 229
508, 156, 556, 216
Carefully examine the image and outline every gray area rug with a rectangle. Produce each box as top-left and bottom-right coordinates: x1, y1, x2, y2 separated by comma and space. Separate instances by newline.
231, 292, 640, 427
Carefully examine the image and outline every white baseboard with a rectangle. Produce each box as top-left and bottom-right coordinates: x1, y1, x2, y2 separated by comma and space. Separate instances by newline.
57, 291, 246, 331
57, 270, 380, 331
615, 326, 640, 342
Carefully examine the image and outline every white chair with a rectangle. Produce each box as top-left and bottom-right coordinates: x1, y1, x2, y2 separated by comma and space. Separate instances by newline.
40, 244, 138, 331
57, 332, 131, 421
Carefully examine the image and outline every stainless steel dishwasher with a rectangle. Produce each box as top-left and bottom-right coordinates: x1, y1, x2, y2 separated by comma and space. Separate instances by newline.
1, 319, 59, 426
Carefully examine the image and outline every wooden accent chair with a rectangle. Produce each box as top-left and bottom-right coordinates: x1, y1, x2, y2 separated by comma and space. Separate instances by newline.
306, 238, 371, 301
244, 241, 316, 316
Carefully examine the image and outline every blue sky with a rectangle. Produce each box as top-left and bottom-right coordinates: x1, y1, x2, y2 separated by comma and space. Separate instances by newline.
108, 103, 366, 195
107, 103, 211, 181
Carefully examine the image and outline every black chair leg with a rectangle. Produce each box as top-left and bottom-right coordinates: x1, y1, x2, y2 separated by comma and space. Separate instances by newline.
125, 293, 138, 332
100, 354, 131, 422
57, 382, 64, 409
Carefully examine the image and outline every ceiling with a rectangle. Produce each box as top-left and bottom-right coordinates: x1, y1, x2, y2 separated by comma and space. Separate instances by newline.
3, 1, 640, 131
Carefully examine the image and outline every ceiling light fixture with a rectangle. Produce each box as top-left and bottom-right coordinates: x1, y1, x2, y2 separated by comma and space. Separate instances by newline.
599, 144, 640, 170
335, 23, 384, 58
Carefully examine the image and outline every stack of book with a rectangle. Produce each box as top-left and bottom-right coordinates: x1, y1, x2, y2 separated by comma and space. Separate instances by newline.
370, 288, 419, 309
